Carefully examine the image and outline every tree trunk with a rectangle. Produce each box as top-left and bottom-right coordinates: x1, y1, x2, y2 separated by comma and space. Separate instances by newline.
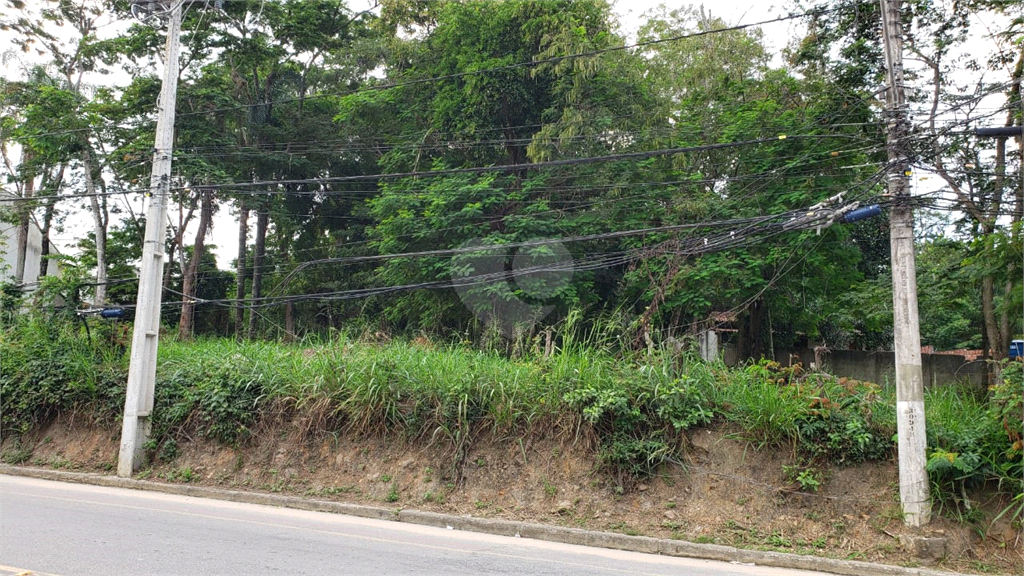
38, 165, 64, 278
82, 147, 107, 305
235, 200, 249, 338
178, 190, 214, 339
739, 299, 767, 360
981, 270, 1003, 362
284, 301, 295, 342
13, 149, 34, 285
39, 201, 53, 278
1000, 279, 1011, 353
247, 207, 269, 339
164, 199, 198, 300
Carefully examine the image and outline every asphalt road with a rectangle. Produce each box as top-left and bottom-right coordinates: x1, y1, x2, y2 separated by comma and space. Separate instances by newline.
1, 474, 831, 576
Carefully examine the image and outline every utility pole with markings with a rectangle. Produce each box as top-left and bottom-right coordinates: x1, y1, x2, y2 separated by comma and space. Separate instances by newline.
879, 0, 930, 527
118, 0, 184, 478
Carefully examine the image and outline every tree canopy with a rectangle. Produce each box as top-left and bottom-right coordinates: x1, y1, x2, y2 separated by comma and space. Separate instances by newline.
1, 0, 1019, 358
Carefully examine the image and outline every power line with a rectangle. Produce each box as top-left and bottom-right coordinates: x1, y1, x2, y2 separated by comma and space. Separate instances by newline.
165, 134, 871, 192
204, 164, 895, 309
33, 188, 888, 311
0, 138, 884, 207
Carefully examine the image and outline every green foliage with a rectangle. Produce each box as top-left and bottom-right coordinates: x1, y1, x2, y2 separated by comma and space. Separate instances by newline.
0, 282, 24, 321
4, 0, 1011, 367
915, 238, 984, 350
712, 362, 808, 449
796, 382, 891, 465
563, 360, 714, 484
385, 482, 399, 503
924, 369, 1023, 521
713, 360, 894, 463
3, 316, 1019, 509
783, 463, 824, 493
0, 312, 126, 435
153, 342, 270, 445
0, 440, 34, 465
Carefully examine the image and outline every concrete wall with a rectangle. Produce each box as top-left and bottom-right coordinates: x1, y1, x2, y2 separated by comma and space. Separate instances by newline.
0, 198, 51, 290
0, 218, 43, 285
776, 347, 987, 390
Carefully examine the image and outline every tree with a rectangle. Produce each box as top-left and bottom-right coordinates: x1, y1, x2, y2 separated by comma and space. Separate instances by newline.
2, 0, 127, 304
914, 37, 1022, 362
341, 0, 661, 335
791, 0, 1023, 364
178, 188, 214, 339
618, 5, 883, 356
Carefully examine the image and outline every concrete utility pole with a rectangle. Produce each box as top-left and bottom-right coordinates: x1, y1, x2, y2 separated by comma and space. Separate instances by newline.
879, 0, 930, 526
118, 0, 183, 478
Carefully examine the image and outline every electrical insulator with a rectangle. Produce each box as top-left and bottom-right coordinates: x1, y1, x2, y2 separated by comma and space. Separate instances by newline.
841, 205, 882, 224
100, 308, 126, 319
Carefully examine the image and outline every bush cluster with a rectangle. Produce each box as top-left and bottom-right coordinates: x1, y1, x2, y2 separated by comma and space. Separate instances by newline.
0, 314, 126, 434
925, 361, 1023, 520
713, 360, 895, 464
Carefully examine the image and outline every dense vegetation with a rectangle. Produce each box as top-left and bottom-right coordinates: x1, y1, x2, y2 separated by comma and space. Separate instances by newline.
1, 0, 1020, 358
2, 301, 1020, 525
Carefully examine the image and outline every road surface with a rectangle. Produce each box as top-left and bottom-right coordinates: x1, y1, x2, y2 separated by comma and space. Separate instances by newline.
2, 474, 831, 576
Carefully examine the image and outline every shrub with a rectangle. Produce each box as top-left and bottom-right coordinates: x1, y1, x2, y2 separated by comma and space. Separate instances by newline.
795, 378, 892, 464
711, 361, 894, 463
0, 313, 126, 435
564, 359, 713, 486
152, 344, 270, 445
924, 367, 1023, 521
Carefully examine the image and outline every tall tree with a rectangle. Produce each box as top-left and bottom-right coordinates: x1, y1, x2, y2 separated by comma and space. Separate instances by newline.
622, 5, 883, 355
3, 0, 122, 304
2, 67, 81, 285
178, 188, 214, 339
341, 0, 661, 334
793, 0, 1022, 361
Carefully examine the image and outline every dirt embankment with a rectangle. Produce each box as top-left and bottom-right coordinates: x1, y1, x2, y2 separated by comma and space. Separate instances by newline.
6, 415, 1021, 575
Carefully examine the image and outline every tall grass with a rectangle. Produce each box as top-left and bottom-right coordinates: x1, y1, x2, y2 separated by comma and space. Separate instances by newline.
924, 375, 1022, 520
2, 312, 1020, 508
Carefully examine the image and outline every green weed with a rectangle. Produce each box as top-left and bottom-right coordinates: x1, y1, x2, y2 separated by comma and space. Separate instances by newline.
783, 463, 823, 492
543, 479, 558, 496
0, 441, 32, 465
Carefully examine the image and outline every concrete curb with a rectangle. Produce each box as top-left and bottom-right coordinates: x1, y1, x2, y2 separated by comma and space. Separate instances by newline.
1, 465, 969, 576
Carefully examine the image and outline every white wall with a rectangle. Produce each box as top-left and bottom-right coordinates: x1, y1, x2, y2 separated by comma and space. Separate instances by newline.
0, 196, 52, 289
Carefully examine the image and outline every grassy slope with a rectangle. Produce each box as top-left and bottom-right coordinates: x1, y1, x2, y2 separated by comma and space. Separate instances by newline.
2, 317, 1021, 526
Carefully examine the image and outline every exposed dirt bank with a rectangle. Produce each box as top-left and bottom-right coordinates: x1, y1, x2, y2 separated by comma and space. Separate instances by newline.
4, 415, 1020, 575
